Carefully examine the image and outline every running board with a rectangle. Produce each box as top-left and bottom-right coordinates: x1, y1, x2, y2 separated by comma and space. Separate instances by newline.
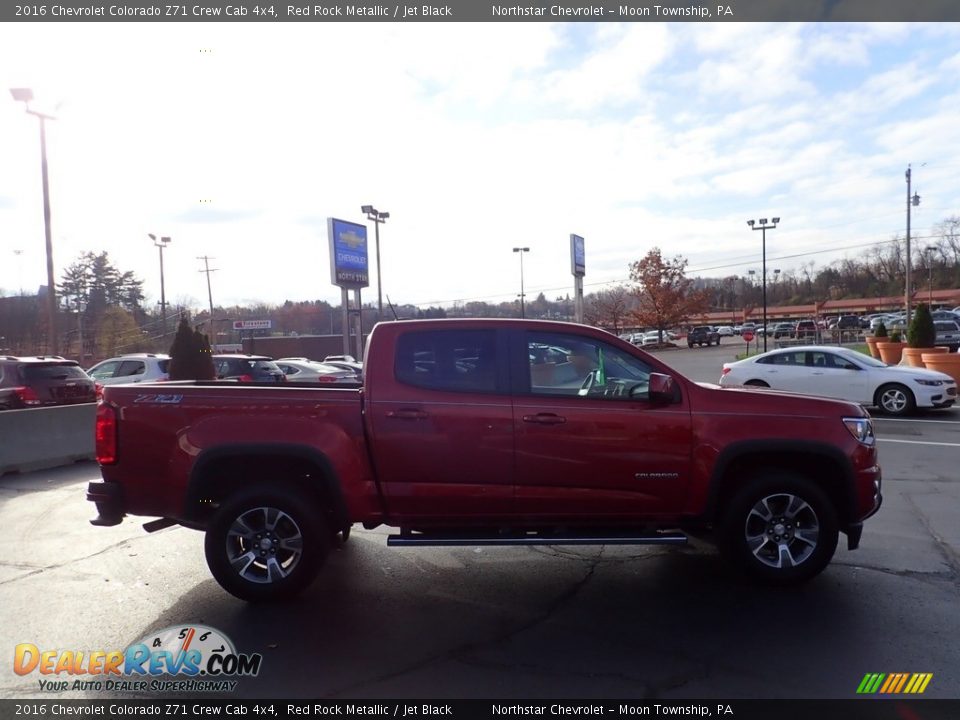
387, 530, 688, 547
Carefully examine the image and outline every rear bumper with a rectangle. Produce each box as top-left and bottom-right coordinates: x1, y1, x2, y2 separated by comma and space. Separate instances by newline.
87, 481, 125, 526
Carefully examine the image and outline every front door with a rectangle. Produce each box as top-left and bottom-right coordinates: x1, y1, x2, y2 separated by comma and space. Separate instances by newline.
512, 331, 693, 520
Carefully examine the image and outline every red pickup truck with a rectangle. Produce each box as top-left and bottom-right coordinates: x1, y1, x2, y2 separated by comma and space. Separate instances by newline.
89, 319, 882, 601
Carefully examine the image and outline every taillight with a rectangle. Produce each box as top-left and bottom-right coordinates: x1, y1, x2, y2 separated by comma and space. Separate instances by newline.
317, 375, 338, 383
721, 367, 731, 375
238, 374, 254, 382
95, 382, 104, 400
13, 386, 41, 406
96, 403, 118, 465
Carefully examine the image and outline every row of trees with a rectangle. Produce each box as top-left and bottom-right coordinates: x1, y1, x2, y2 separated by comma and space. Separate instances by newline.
2, 215, 959, 359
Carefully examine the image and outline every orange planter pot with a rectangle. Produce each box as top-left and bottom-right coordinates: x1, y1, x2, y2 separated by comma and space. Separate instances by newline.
865, 336, 882, 359
876, 341, 905, 366
902, 347, 932, 367
921, 351, 960, 386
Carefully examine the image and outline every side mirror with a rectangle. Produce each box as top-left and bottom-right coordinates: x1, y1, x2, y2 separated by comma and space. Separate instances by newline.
648, 372, 677, 405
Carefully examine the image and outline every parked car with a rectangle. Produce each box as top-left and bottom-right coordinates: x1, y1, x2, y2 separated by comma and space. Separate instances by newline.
275, 358, 360, 384
0, 355, 97, 410
687, 326, 720, 347
87, 353, 170, 386
324, 355, 357, 364
720, 345, 957, 416
829, 315, 862, 331
772, 323, 795, 339
934, 321, 960, 350
795, 320, 818, 339
930, 310, 960, 323
91, 318, 883, 600
716, 326, 735, 337
322, 359, 363, 377
212, 354, 286, 383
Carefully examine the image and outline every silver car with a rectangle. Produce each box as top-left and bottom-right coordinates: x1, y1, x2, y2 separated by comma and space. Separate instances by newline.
87, 353, 170, 386
275, 358, 359, 384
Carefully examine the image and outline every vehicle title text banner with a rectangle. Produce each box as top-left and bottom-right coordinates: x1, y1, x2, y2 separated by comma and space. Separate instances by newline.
5, 0, 959, 22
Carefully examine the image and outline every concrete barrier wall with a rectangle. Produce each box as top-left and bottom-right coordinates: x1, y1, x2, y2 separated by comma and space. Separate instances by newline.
0, 403, 96, 475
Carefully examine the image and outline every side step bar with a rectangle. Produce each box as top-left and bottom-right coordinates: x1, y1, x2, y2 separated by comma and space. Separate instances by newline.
387, 530, 688, 547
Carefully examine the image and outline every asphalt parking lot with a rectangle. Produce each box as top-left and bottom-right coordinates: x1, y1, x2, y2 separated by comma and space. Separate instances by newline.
1, 344, 957, 701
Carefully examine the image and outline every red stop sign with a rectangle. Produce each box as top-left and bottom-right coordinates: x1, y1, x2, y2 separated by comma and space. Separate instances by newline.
742, 331, 755, 342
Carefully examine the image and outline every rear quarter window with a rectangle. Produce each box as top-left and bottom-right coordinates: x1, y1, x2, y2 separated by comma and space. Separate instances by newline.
395, 330, 498, 393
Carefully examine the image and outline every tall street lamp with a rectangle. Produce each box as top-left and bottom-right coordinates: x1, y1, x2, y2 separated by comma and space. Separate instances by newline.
149, 234, 171, 340
925, 245, 936, 305
513, 247, 530, 318
361, 205, 390, 321
747, 217, 780, 352
10, 87, 58, 355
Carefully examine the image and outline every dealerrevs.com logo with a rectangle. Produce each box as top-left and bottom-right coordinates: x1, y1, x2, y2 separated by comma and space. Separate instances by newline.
14, 625, 262, 693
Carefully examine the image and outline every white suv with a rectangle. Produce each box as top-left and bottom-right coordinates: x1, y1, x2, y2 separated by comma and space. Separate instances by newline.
86, 353, 170, 386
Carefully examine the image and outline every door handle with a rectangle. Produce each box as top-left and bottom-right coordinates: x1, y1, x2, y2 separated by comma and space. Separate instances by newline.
522, 413, 566, 425
812, 371, 824, 375
386, 408, 428, 420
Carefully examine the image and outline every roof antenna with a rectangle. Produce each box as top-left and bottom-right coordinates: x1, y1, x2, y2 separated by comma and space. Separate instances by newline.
385, 295, 399, 321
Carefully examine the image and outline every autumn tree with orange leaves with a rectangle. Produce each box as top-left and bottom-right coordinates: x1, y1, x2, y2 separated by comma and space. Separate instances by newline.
628, 248, 710, 340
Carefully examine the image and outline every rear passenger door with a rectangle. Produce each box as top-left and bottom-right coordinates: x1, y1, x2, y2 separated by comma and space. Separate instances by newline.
366, 328, 515, 522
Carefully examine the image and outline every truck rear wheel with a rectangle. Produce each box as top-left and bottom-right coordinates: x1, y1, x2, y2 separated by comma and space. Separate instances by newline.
204, 486, 328, 602
718, 472, 838, 585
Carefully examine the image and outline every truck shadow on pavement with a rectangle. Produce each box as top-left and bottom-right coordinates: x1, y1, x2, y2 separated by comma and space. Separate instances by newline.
114, 532, 909, 700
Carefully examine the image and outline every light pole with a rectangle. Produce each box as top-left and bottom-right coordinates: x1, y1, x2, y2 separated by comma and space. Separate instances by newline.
905, 167, 921, 327
149, 234, 171, 340
10, 87, 58, 355
747, 217, 780, 352
197, 256, 217, 334
925, 245, 936, 306
513, 247, 530, 318
361, 205, 389, 321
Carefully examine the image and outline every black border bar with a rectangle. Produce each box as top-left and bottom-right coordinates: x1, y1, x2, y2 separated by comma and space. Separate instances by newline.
5, 0, 960, 23
1, 700, 959, 720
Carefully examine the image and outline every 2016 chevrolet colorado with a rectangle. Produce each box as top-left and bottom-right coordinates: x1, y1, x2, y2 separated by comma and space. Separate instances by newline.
89, 319, 882, 601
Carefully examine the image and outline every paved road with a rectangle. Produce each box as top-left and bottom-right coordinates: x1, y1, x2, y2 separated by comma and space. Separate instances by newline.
1, 360, 958, 700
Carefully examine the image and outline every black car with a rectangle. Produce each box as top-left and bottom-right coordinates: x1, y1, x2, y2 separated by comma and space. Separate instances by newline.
0, 356, 97, 410
687, 326, 720, 347
212, 354, 286, 383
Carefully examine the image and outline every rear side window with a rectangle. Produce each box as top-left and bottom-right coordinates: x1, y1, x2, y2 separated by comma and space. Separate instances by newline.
395, 330, 498, 393
22, 364, 88, 380
158, 359, 170, 373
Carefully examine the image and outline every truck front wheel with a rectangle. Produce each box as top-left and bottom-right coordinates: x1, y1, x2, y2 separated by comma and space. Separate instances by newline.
204, 486, 328, 602
718, 472, 838, 585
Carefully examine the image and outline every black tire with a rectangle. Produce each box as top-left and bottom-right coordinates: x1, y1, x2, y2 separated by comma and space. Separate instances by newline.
718, 471, 838, 585
874, 383, 916, 417
688, 343, 694, 349
744, 379, 769, 388
204, 485, 328, 602
340, 526, 352, 543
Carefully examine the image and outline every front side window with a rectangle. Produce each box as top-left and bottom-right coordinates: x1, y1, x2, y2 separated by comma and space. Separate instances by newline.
526, 332, 652, 400
88, 361, 122, 379
395, 330, 498, 393
117, 361, 146, 377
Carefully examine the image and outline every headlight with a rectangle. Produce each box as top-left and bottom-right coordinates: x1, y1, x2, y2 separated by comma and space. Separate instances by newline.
843, 417, 875, 446
914, 379, 944, 386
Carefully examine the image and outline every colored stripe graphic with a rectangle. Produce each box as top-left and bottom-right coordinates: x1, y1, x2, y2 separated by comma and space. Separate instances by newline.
857, 673, 932, 694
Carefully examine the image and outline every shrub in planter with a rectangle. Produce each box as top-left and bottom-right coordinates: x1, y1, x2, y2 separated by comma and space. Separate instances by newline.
874, 321, 888, 338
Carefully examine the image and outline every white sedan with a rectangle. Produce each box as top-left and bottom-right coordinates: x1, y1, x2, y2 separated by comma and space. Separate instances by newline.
719, 345, 957, 416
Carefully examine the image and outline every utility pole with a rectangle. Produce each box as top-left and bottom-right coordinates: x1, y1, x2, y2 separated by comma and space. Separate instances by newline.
905, 167, 921, 327
513, 247, 529, 318
150, 234, 171, 340
197, 256, 218, 335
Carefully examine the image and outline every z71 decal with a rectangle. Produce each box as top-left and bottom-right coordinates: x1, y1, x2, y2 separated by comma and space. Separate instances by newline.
133, 393, 184, 404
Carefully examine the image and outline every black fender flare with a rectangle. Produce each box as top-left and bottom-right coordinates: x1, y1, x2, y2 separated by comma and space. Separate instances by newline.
185, 443, 348, 528
703, 439, 859, 527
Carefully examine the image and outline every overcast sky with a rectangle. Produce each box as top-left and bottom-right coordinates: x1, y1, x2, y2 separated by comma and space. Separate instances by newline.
2, 22, 959, 313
